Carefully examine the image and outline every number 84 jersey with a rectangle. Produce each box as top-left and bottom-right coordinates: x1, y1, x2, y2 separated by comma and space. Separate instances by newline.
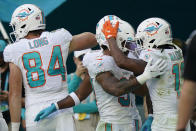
3, 28, 72, 107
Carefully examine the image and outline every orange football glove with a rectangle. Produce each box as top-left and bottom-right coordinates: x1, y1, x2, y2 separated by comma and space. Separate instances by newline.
102, 19, 119, 39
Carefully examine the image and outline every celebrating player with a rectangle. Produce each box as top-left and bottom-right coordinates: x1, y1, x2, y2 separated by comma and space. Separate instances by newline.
34, 15, 167, 131
4, 4, 97, 131
102, 17, 187, 131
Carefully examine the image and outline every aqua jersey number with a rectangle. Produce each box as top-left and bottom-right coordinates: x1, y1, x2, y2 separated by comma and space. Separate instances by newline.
22, 51, 46, 88
118, 78, 131, 107
22, 45, 66, 88
172, 61, 184, 96
47, 45, 66, 81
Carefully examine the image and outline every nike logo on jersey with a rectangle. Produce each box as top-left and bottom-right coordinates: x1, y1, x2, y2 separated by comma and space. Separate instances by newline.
29, 37, 49, 49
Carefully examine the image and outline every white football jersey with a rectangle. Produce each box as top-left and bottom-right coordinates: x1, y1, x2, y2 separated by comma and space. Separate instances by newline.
4, 28, 72, 108
139, 46, 184, 115
83, 50, 139, 124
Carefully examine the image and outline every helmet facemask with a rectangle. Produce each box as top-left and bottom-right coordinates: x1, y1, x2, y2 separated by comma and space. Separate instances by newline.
116, 20, 143, 57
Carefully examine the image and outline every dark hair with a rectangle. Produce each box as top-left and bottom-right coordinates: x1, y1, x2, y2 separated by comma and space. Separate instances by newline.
28, 29, 44, 35
78, 54, 85, 61
101, 45, 108, 50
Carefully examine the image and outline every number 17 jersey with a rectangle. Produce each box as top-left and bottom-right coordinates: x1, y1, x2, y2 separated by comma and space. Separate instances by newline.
139, 46, 184, 115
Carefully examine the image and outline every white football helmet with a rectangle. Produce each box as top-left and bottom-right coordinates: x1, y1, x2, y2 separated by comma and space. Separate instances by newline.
10, 4, 46, 42
116, 20, 136, 53
96, 15, 120, 49
96, 15, 136, 53
135, 17, 173, 49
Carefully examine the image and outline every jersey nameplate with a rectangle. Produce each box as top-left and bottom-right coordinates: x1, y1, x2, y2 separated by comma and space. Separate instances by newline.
28, 37, 49, 49
168, 50, 183, 61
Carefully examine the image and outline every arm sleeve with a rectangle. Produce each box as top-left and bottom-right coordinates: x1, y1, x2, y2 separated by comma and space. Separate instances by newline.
184, 35, 196, 82
3, 45, 15, 63
54, 28, 73, 44
67, 73, 82, 93
73, 100, 98, 113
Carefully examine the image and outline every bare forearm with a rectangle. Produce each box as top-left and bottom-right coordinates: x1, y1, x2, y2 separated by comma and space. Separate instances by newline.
69, 32, 97, 53
9, 63, 22, 122
177, 80, 196, 129
115, 78, 140, 95
9, 94, 21, 122
146, 91, 153, 114
57, 89, 91, 110
107, 38, 146, 75
58, 73, 92, 109
78, 32, 97, 49
57, 95, 75, 109
107, 38, 127, 66
84, 32, 97, 47
102, 77, 140, 96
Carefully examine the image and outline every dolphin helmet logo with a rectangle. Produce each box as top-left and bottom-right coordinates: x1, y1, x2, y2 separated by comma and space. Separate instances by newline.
144, 23, 162, 36
16, 9, 34, 21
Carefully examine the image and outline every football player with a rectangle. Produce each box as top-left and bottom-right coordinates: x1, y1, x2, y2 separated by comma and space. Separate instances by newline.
102, 17, 187, 131
4, 4, 97, 131
34, 15, 167, 131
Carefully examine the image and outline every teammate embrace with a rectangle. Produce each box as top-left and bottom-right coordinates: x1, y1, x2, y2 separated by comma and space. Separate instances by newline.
5, 3, 188, 131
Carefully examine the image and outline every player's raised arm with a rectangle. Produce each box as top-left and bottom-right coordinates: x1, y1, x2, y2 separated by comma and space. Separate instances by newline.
96, 57, 167, 96
102, 19, 146, 76
69, 32, 97, 53
34, 72, 93, 121
108, 38, 146, 75
9, 63, 23, 131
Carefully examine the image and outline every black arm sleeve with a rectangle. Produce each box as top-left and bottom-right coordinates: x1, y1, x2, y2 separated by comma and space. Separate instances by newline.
184, 35, 196, 82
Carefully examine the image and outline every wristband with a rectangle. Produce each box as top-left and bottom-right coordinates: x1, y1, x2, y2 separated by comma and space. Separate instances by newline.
136, 72, 149, 85
11, 122, 20, 131
69, 92, 80, 106
54, 102, 59, 110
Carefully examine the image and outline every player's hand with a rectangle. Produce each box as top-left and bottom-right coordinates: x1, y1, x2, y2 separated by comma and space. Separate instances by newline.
75, 62, 86, 77
102, 19, 119, 39
34, 103, 57, 122
144, 57, 167, 78
136, 57, 167, 84
140, 116, 153, 131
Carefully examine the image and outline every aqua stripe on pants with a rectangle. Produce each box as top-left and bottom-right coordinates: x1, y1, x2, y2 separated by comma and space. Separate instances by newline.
105, 123, 112, 131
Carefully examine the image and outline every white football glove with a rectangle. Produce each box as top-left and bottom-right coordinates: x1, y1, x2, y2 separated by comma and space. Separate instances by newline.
136, 57, 167, 84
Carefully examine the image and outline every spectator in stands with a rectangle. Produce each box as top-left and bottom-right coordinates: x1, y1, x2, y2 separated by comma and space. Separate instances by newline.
67, 49, 99, 131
